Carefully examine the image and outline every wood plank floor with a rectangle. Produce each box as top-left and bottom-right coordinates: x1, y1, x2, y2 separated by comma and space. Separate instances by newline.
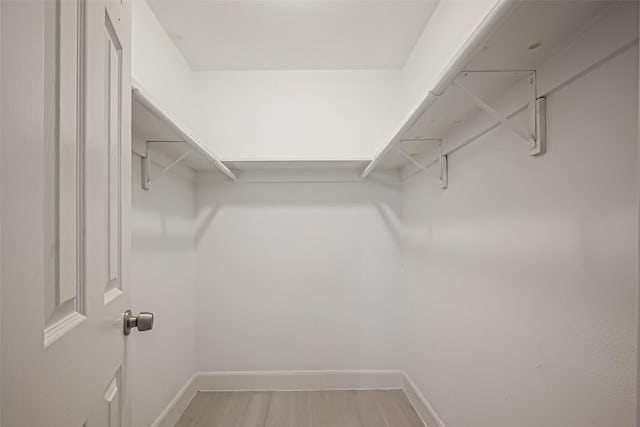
175, 389, 425, 427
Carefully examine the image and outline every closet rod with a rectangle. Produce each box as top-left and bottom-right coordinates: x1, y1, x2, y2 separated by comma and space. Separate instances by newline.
361, 0, 520, 179
401, 36, 640, 182
132, 81, 237, 181
402, 106, 526, 182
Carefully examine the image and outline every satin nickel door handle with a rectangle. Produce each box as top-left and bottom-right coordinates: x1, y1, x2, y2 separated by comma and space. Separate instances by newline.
123, 310, 154, 335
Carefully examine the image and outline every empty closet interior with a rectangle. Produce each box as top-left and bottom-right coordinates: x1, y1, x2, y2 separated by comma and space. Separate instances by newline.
130, 1, 639, 426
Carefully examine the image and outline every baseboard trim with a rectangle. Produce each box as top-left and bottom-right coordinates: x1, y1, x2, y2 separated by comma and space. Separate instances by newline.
149, 370, 444, 427
150, 373, 199, 427
197, 370, 404, 392
401, 372, 446, 427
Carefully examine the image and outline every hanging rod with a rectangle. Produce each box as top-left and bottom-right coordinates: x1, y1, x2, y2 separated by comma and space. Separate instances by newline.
375, 67, 547, 187
402, 103, 528, 183
360, 0, 521, 179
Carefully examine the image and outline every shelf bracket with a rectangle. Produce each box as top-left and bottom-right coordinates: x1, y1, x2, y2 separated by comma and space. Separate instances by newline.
453, 71, 546, 156
395, 146, 447, 189
141, 141, 193, 190
440, 154, 448, 189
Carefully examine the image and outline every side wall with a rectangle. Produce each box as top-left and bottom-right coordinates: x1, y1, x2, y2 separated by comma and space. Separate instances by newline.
130, 153, 198, 427
194, 179, 403, 372
401, 15, 639, 427
131, 1, 201, 142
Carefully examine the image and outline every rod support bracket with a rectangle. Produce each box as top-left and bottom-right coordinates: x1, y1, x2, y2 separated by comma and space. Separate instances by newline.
529, 96, 546, 156
395, 141, 447, 190
141, 141, 193, 191
456, 70, 546, 157
142, 143, 151, 191
440, 154, 448, 189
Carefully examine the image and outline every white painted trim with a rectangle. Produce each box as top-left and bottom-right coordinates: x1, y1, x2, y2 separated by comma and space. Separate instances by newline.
401, 372, 446, 427
150, 373, 199, 427
197, 370, 404, 392
150, 370, 448, 427
43, 311, 86, 348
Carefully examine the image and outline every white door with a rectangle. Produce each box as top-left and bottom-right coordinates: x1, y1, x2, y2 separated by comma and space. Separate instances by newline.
1, 0, 136, 426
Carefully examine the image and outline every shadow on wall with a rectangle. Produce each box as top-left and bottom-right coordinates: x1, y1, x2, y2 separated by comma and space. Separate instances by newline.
132, 159, 196, 252
193, 179, 404, 249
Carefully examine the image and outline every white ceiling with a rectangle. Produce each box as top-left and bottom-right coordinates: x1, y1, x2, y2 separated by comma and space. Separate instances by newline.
146, 0, 439, 71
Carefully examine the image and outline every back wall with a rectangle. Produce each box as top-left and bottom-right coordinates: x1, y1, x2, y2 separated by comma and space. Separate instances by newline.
194, 179, 403, 371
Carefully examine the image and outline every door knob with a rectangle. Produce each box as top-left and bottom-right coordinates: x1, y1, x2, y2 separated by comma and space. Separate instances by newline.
123, 310, 154, 335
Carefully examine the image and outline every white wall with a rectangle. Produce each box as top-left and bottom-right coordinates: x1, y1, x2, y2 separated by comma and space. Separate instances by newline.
131, 1, 201, 143
194, 179, 403, 371
401, 24, 638, 427
130, 153, 198, 427
191, 70, 402, 160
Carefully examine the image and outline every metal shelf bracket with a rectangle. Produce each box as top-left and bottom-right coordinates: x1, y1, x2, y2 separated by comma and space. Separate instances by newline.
440, 154, 448, 189
453, 71, 546, 156
395, 139, 448, 189
141, 141, 193, 190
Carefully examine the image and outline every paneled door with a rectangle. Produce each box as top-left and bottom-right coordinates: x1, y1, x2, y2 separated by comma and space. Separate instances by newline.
1, 0, 135, 425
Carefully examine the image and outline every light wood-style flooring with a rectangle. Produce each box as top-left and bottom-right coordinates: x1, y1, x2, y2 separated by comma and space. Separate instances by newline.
175, 389, 425, 427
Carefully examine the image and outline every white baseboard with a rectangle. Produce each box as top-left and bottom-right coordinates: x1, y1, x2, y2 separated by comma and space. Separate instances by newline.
150, 370, 444, 427
197, 370, 404, 391
401, 372, 446, 427
150, 373, 199, 427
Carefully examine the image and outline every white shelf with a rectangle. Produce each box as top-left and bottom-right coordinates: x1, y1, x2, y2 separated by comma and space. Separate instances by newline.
373, 70, 531, 173
132, 86, 371, 184
220, 159, 370, 183
363, 0, 611, 180
132, 83, 236, 189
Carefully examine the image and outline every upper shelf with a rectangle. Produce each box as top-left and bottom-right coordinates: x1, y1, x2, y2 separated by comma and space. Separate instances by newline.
132, 86, 370, 184
373, 70, 532, 171
362, 0, 612, 180
222, 159, 370, 183
132, 0, 626, 187
132, 83, 236, 184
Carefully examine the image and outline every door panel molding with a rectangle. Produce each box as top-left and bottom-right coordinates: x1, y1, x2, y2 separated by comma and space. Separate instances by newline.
104, 9, 123, 305
104, 370, 122, 427
43, 0, 87, 345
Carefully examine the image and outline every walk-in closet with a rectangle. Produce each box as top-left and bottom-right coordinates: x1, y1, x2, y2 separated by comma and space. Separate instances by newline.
1, 0, 638, 426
